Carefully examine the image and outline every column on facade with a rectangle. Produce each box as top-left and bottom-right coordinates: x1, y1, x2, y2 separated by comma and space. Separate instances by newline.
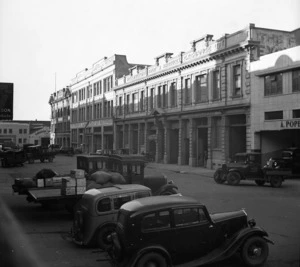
144, 121, 149, 153
154, 119, 163, 162
163, 119, 170, 164
113, 122, 118, 150
207, 117, 212, 168
101, 125, 104, 150
189, 118, 197, 166
222, 115, 229, 162
178, 118, 185, 165
137, 123, 141, 154
128, 124, 133, 153
122, 123, 126, 149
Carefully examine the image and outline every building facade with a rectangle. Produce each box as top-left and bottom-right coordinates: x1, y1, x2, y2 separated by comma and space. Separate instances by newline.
49, 24, 300, 169
0, 122, 29, 147
49, 87, 71, 148
113, 24, 300, 169
250, 45, 300, 163
69, 55, 145, 154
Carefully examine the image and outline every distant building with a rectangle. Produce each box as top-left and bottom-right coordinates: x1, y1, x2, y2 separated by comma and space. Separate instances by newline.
0, 120, 50, 148
49, 87, 71, 148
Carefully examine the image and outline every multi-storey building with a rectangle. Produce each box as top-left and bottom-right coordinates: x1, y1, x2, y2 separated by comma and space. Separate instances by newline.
250, 45, 300, 163
113, 24, 300, 169
49, 87, 71, 147
69, 55, 145, 153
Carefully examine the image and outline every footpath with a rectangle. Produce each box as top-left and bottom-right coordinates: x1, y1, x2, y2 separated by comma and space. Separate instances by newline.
146, 162, 215, 178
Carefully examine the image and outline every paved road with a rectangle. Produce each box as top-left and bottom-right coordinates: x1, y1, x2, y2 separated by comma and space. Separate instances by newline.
0, 155, 299, 267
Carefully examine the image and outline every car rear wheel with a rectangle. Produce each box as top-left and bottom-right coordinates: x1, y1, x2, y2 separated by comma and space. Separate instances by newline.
96, 225, 116, 250
270, 176, 282, 188
255, 180, 265, 186
226, 172, 241, 185
241, 236, 269, 267
136, 252, 167, 267
213, 169, 225, 184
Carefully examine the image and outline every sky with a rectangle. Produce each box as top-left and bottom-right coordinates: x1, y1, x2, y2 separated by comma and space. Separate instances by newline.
0, 0, 299, 121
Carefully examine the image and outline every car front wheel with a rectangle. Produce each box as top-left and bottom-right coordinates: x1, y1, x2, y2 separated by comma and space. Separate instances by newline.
96, 225, 116, 250
213, 169, 225, 184
241, 236, 269, 267
136, 252, 167, 267
226, 172, 241, 185
270, 176, 282, 188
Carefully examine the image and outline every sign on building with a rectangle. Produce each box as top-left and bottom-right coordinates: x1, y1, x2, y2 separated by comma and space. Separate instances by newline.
0, 83, 14, 121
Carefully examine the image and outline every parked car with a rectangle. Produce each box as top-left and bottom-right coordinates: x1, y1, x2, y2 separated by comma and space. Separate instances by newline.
109, 195, 273, 267
71, 184, 151, 249
76, 154, 178, 195
213, 152, 288, 187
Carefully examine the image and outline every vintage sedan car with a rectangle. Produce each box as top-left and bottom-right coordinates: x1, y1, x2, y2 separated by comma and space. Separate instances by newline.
71, 184, 151, 250
109, 196, 273, 267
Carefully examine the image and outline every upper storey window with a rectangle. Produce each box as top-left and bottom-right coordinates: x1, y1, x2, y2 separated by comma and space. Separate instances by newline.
292, 69, 300, 92
195, 74, 208, 103
212, 70, 220, 100
233, 65, 241, 97
264, 73, 282, 96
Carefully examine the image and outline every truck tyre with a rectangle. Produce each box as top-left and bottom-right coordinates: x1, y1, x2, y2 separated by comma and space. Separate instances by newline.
136, 252, 167, 267
270, 176, 282, 188
255, 180, 265, 186
213, 169, 225, 184
96, 225, 116, 250
227, 172, 241, 185
241, 236, 269, 267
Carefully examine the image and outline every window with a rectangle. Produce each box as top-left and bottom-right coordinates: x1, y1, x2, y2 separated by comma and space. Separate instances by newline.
140, 91, 144, 111
195, 74, 208, 102
264, 73, 283, 96
4, 129, 7, 134
233, 65, 241, 96
126, 94, 130, 114
97, 198, 111, 212
104, 75, 113, 92
162, 85, 167, 108
170, 83, 177, 107
24, 129, 27, 134
174, 208, 207, 226
149, 88, 154, 110
113, 195, 132, 210
157, 86, 161, 108
133, 93, 138, 112
292, 69, 300, 92
213, 70, 220, 100
0, 129, 1, 134
184, 78, 191, 105
212, 117, 221, 149
23, 138, 27, 143
9, 129, 12, 134
265, 111, 283, 120
141, 211, 170, 231
118, 96, 123, 116
293, 109, 300, 118
19, 129, 22, 134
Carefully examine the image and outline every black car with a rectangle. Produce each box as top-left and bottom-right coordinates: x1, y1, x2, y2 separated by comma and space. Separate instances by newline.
109, 196, 273, 267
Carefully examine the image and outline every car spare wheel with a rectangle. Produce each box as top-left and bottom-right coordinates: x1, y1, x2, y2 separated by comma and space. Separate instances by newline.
161, 188, 178, 195
136, 252, 167, 267
270, 176, 282, 188
226, 172, 241, 185
241, 236, 269, 267
96, 225, 116, 250
213, 169, 225, 184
